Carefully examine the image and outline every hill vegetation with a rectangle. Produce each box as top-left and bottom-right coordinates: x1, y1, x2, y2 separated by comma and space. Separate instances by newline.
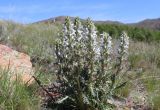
96, 23, 160, 41
37, 16, 160, 41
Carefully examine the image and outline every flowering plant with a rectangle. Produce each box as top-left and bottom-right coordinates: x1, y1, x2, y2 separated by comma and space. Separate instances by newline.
52, 17, 129, 110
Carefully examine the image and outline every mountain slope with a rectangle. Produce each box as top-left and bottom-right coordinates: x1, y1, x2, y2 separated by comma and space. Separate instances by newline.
36, 16, 78, 24
36, 16, 124, 25
35, 16, 160, 31
131, 18, 160, 30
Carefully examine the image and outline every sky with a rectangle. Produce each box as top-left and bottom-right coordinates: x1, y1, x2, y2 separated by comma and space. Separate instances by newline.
0, 0, 159, 23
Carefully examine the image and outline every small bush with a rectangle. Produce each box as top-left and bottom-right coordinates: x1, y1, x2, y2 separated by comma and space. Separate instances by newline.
44, 17, 130, 110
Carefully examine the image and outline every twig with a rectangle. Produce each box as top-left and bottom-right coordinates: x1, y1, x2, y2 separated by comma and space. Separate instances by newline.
32, 76, 55, 101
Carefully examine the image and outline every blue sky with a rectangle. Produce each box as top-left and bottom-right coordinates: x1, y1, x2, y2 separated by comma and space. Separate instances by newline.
0, 0, 159, 23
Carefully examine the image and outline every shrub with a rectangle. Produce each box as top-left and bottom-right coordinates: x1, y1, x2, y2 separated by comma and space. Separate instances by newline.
50, 17, 130, 110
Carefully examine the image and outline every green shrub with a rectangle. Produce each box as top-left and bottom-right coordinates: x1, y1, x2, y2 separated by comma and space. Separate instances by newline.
96, 24, 160, 42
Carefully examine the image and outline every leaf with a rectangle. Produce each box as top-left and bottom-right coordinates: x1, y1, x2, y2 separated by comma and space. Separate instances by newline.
56, 96, 69, 104
115, 82, 127, 90
111, 74, 115, 85
109, 74, 116, 89
62, 76, 68, 82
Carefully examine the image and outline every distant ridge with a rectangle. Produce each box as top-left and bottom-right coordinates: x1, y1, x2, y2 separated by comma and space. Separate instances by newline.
131, 18, 160, 30
35, 16, 124, 25
35, 16, 76, 24
36, 16, 160, 31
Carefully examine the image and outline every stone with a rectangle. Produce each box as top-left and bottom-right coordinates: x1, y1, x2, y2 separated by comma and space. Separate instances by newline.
0, 44, 34, 85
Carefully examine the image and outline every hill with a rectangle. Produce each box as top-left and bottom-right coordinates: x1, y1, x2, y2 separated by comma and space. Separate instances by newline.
35, 16, 124, 25
35, 16, 160, 41
35, 16, 77, 24
36, 16, 160, 31
131, 18, 160, 31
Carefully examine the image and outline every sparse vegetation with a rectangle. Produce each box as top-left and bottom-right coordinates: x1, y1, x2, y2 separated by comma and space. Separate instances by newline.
0, 17, 160, 109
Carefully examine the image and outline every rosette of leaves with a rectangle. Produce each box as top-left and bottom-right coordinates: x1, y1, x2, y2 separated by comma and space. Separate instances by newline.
53, 17, 129, 110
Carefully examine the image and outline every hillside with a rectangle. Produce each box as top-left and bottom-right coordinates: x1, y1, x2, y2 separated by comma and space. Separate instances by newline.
35, 16, 77, 24
131, 18, 160, 31
35, 16, 124, 25
36, 16, 160, 31
35, 16, 160, 41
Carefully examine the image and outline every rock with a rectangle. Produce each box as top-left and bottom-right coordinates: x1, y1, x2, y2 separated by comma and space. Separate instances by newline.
0, 44, 34, 85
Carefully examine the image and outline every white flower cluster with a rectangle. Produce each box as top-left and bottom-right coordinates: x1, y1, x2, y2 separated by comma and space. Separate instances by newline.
87, 20, 100, 60
118, 31, 129, 61
74, 21, 83, 41
63, 18, 99, 59
62, 19, 75, 47
100, 32, 112, 62
61, 17, 76, 59
99, 32, 113, 75
56, 17, 129, 75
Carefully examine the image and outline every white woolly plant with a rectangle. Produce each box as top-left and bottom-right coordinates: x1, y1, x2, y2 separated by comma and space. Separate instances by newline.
54, 17, 130, 110
116, 31, 129, 74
